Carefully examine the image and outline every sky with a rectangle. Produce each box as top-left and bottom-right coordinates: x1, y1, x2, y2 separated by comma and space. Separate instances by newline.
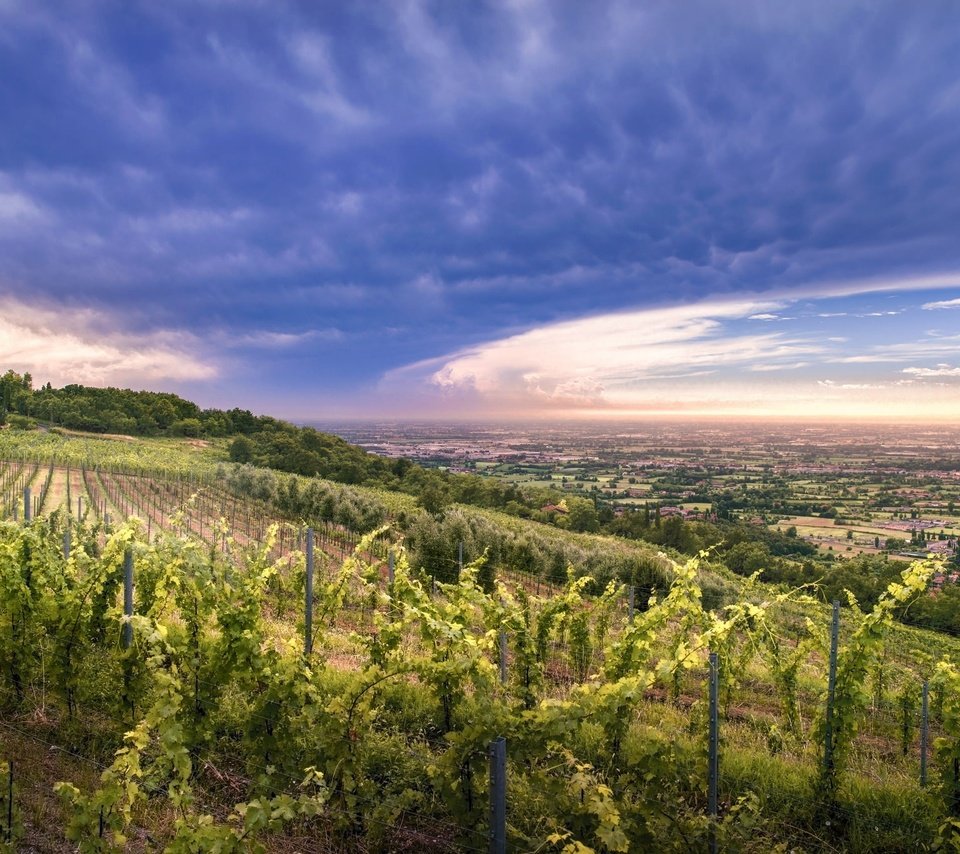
1, 0, 959, 422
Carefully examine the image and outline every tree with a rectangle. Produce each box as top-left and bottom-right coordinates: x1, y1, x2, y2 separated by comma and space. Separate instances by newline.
419, 481, 451, 515
150, 399, 178, 429
1, 370, 28, 414
170, 418, 202, 437
566, 496, 600, 533
392, 457, 414, 478
724, 541, 771, 578
229, 436, 255, 463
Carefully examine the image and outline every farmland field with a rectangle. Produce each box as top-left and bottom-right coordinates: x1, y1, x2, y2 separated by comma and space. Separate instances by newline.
333, 421, 960, 566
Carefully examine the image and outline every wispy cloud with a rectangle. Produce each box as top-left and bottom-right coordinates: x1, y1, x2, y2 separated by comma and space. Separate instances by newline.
381, 278, 960, 418
0, 187, 48, 225
221, 328, 344, 348
817, 380, 883, 390
833, 334, 960, 363
388, 296, 822, 405
0, 296, 215, 386
65, 38, 166, 136
903, 364, 960, 378
284, 31, 375, 127
923, 297, 960, 310
748, 362, 809, 372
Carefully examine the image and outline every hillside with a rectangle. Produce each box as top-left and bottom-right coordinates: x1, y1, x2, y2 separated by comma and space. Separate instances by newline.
1, 427, 960, 851
0, 370, 567, 519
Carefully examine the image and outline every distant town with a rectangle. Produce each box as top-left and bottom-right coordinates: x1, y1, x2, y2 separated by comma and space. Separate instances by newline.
321, 421, 960, 563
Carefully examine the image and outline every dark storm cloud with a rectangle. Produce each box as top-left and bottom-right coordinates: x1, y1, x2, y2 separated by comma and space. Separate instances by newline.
1, 0, 959, 408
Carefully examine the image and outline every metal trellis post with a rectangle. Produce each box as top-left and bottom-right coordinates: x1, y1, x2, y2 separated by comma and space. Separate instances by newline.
122, 549, 134, 649
305, 527, 314, 656
488, 737, 506, 854
824, 600, 840, 775
499, 628, 508, 685
921, 680, 929, 787
708, 651, 719, 854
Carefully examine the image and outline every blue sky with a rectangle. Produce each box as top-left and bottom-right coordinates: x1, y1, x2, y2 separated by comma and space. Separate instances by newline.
1, 1, 959, 420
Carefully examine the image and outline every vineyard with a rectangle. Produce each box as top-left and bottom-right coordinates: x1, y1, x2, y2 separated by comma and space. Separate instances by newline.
0, 450, 379, 558
1, 446, 960, 851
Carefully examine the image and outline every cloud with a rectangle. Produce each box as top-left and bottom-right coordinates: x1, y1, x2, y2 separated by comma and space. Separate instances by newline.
0, 188, 47, 224
0, 296, 216, 386
65, 38, 167, 136
284, 31, 374, 127
902, 364, 960, 378
748, 362, 809, 372
380, 274, 960, 418
128, 206, 254, 236
222, 328, 344, 348
833, 334, 960, 363
817, 380, 883, 390
787, 274, 960, 302
204, 28, 374, 136
923, 297, 960, 310
400, 296, 823, 406
397, 274, 960, 405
